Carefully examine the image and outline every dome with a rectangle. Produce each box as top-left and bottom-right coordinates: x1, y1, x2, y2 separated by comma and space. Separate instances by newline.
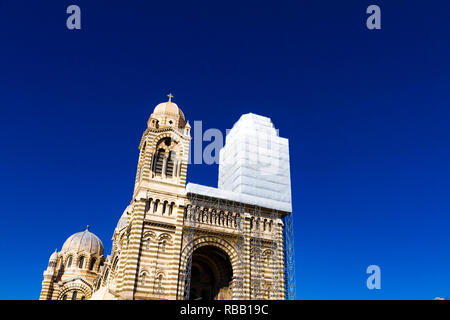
152, 101, 185, 121
62, 226, 104, 256
149, 94, 186, 129
116, 211, 128, 231
49, 250, 58, 261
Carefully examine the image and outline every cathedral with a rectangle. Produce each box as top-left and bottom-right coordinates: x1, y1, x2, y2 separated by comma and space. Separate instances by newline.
40, 96, 294, 300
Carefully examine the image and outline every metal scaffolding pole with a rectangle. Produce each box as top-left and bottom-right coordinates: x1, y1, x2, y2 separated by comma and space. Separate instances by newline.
252, 205, 262, 300
215, 197, 246, 300
283, 212, 296, 300
234, 201, 245, 299
271, 209, 281, 299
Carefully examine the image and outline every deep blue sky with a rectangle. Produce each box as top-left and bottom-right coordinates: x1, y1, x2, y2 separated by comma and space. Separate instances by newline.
1, 0, 449, 299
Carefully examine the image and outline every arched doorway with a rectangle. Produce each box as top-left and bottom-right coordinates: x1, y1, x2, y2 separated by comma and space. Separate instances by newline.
187, 245, 233, 300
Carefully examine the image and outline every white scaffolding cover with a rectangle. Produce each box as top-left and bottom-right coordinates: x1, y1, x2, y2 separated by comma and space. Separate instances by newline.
187, 113, 292, 213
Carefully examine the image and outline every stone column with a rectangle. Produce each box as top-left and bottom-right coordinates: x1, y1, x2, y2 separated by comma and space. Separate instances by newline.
162, 157, 168, 178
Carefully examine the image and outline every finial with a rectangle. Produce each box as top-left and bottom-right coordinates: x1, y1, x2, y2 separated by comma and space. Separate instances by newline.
167, 93, 174, 103
86, 225, 89, 231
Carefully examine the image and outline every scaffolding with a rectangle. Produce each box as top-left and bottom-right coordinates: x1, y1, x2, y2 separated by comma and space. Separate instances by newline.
233, 200, 246, 300
271, 208, 281, 299
183, 192, 294, 300
183, 194, 247, 300
283, 212, 296, 300
251, 205, 262, 300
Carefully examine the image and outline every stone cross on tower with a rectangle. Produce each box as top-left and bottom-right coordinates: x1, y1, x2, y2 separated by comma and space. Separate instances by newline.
167, 93, 174, 103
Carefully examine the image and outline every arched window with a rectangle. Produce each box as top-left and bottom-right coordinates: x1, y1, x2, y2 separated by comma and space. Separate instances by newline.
162, 201, 167, 215
67, 256, 73, 268
154, 149, 165, 175
165, 151, 176, 177
89, 258, 96, 271
143, 238, 149, 250
158, 241, 166, 253
62, 294, 67, 300
98, 260, 104, 272
72, 291, 77, 300
145, 198, 152, 213
155, 274, 164, 294
81, 296, 85, 300
153, 200, 159, 213
78, 256, 84, 269
169, 203, 174, 215
112, 257, 119, 273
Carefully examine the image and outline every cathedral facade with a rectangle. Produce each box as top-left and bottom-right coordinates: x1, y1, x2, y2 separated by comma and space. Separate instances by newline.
40, 96, 293, 300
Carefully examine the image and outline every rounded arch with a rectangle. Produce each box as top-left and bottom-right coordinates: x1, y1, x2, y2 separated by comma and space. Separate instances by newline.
88, 257, 97, 271
77, 253, 89, 269
103, 268, 110, 286
57, 256, 64, 269
57, 282, 92, 300
157, 232, 173, 243
111, 256, 119, 273
117, 232, 127, 250
262, 248, 274, 263
180, 237, 237, 300
169, 202, 175, 215
97, 257, 105, 272
66, 254, 73, 268
162, 200, 169, 215
139, 268, 150, 286
154, 270, 166, 294
179, 235, 240, 285
149, 133, 188, 158
143, 230, 157, 241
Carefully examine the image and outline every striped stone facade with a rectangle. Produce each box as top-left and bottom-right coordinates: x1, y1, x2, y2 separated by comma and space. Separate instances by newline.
41, 98, 290, 300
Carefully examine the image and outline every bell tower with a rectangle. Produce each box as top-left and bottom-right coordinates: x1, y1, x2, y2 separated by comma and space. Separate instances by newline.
133, 93, 191, 194
115, 94, 192, 299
